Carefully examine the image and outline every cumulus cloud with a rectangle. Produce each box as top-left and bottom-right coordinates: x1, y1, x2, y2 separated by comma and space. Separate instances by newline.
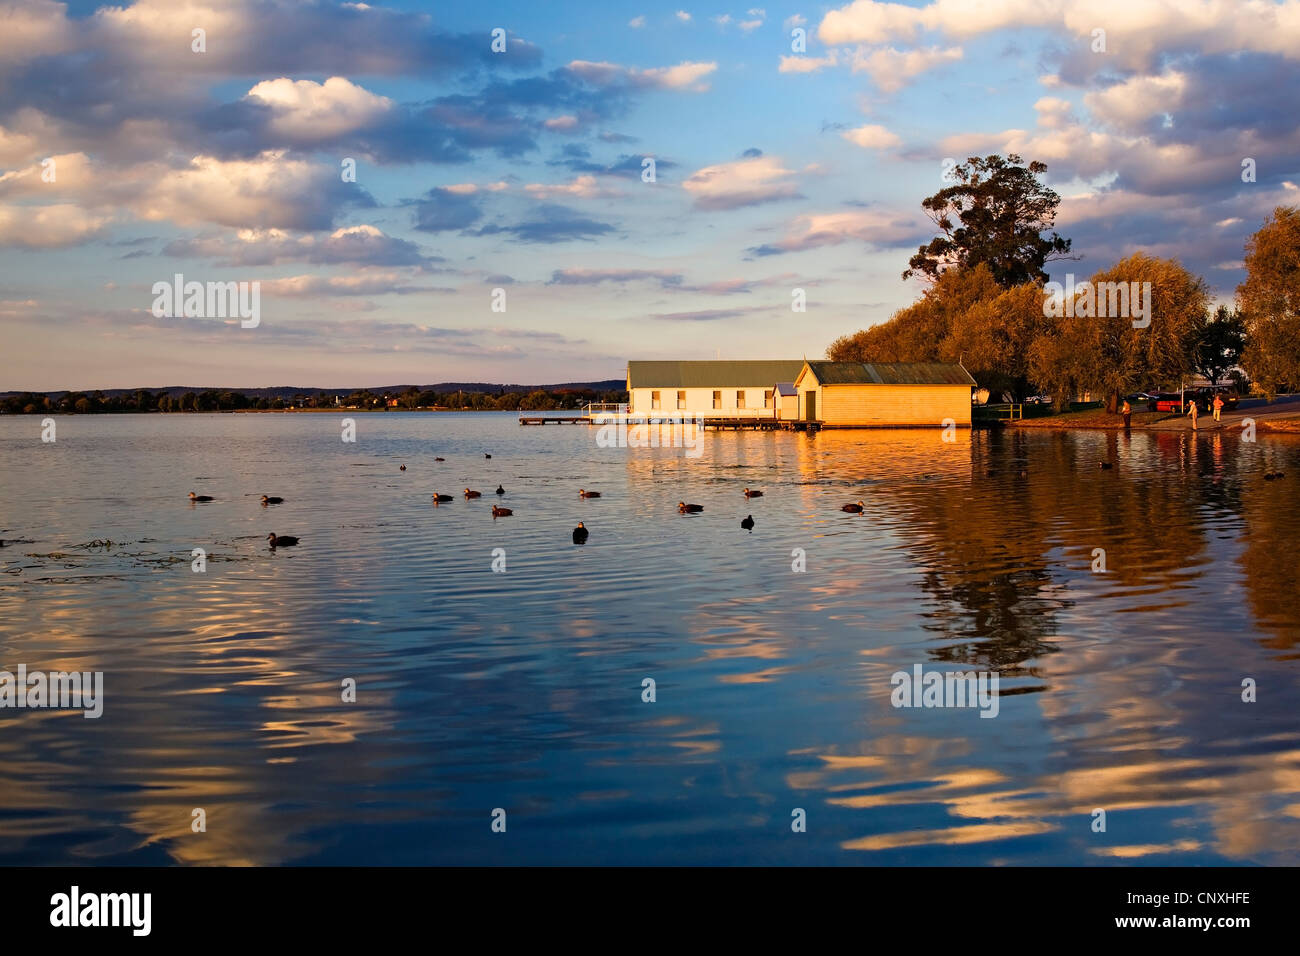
842, 123, 902, 150
851, 45, 964, 93
244, 77, 393, 141
818, 0, 1300, 72
164, 225, 435, 268
682, 155, 802, 209
0, 202, 108, 248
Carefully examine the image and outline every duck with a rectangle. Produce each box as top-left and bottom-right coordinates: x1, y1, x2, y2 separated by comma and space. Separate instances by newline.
495, 485, 505, 495
1099, 462, 1113, 470
579, 489, 601, 498
188, 492, 214, 502
485, 453, 492, 459
260, 495, 283, 505
741, 515, 755, 532
464, 488, 482, 499
432, 493, 454, 503
267, 533, 299, 548
743, 488, 764, 498
434, 457, 445, 462
492, 505, 513, 517
678, 502, 704, 513
399, 464, 406, 471
572, 522, 589, 544
841, 501, 865, 513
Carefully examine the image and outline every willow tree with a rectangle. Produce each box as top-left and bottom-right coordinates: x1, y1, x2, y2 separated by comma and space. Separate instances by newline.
1031, 253, 1209, 413
904, 154, 1073, 287
1238, 206, 1300, 396
942, 281, 1051, 401
828, 263, 1001, 362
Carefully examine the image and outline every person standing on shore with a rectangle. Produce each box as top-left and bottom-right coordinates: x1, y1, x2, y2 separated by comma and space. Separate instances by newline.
1212, 393, 1224, 422
1187, 398, 1199, 431
1121, 398, 1131, 430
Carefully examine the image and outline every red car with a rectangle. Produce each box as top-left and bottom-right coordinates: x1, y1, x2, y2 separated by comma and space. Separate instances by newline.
1149, 388, 1238, 413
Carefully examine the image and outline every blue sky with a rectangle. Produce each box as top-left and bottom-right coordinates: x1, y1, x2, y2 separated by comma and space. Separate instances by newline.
2, 0, 1298, 389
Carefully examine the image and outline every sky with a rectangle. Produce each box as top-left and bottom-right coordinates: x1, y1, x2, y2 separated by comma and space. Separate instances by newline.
1, 0, 1298, 390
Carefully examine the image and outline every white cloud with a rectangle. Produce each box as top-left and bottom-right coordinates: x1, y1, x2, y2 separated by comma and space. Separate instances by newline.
245, 76, 393, 140
544, 115, 581, 131
524, 175, 624, 200
818, 0, 1300, 70
629, 15, 646, 28
0, 0, 73, 66
676, 10, 692, 21
0, 203, 109, 248
780, 51, 839, 73
682, 155, 800, 209
567, 59, 718, 91
755, 208, 920, 254
851, 45, 963, 93
1083, 71, 1188, 131
842, 124, 902, 150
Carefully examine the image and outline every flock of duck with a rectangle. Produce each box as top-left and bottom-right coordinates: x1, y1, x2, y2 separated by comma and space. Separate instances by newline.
182, 462, 881, 553
187, 491, 297, 549
178, 456, 1289, 554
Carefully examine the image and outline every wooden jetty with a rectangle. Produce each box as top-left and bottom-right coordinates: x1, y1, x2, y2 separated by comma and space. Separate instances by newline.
519, 415, 591, 425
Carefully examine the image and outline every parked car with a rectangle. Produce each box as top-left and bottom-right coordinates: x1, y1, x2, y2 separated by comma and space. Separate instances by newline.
1191, 385, 1239, 412
1148, 387, 1239, 413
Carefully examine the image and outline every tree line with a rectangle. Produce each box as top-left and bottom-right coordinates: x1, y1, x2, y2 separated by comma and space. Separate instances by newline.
0, 386, 628, 415
829, 155, 1299, 411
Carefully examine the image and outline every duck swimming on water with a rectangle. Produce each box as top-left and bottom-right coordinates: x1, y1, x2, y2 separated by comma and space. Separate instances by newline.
495, 485, 505, 495
841, 501, 865, 513
678, 502, 704, 513
464, 488, 482, 498
399, 465, 406, 471
432, 493, 453, 503
188, 492, 214, 502
261, 495, 283, 505
741, 515, 755, 532
573, 522, 589, 544
579, 489, 601, 498
743, 488, 763, 498
434, 457, 445, 462
492, 505, 512, 517
267, 533, 299, 548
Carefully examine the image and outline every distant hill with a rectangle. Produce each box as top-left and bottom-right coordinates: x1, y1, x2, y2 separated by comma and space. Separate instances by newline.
0, 380, 626, 400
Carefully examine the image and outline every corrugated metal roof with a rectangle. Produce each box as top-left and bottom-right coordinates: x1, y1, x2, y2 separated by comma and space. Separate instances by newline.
628, 360, 805, 389
803, 361, 976, 386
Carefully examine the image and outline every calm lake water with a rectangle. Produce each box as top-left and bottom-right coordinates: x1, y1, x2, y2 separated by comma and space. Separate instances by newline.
1, 411, 1299, 865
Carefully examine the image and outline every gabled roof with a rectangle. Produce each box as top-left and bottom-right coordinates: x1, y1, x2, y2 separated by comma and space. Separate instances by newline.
628, 360, 805, 389
774, 382, 797, 396
799, 361, 977, 386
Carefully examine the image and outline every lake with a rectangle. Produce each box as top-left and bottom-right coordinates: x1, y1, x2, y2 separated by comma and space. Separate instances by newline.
1, 411, 1298, 865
